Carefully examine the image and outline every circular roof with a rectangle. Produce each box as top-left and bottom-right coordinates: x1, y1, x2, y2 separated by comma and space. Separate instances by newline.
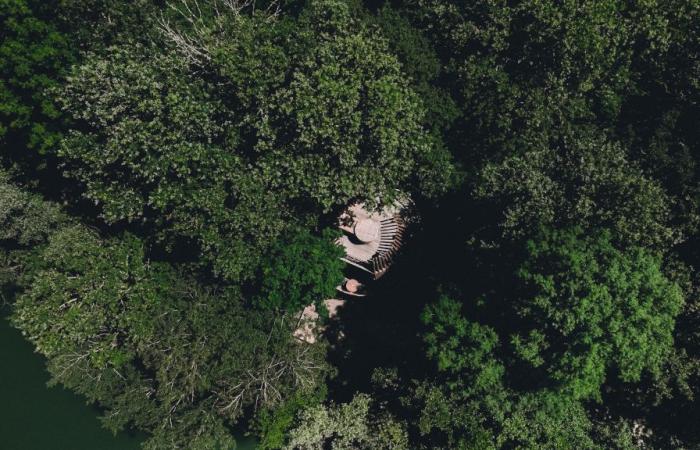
354, 219, 380, 243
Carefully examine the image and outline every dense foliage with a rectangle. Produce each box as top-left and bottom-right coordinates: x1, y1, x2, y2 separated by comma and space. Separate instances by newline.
0, 0, 73, 155
11, 201, 330, 449
2, 0, 700, 448
56, 0, 451, 281
257, 228, 344, 312
512, 227, 683, 400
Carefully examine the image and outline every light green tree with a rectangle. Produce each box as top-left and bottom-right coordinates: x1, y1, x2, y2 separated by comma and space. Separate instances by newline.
284, 393, 408, 450
512, 227, 684, 400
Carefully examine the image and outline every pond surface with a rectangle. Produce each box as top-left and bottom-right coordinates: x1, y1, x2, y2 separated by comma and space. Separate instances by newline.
0, 307, 257, 449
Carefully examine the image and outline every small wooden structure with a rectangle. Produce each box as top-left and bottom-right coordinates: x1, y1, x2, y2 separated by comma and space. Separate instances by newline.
293, 196, 414, 344
336, 197, 412, 279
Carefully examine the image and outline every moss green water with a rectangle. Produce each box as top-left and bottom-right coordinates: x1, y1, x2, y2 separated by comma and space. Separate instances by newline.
0, 307, 257, 450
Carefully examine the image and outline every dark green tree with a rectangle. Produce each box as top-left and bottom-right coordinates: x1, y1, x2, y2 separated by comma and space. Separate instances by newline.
12, 224, 330, 449
4, 0, 700, 448
401, 0, 675, 165
257, 228, 344, 312
0, 0, 74, 159
475, 129, 676, 249
56, 0, 452, 281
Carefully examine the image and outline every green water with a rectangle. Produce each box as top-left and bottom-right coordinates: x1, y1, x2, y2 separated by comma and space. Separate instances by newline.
0, 308, 257, 450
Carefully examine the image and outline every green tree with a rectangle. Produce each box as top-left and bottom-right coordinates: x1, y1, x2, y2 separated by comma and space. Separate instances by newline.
0, 170, 66, 297
413, 296, 600, 449
284, 393, 408, 450
415, 295, 508, 448
264, 0, 453, 205
475, 129, 676, 249
12, 224, 330, 449
0, 170, 65, 248
496, 391, 596, 449
612, 0, 700, 237
57, 45, 273, 280
253, 388, 328, 450
56, 0, 452, 281
371, 4, 459, 133
257, 228, 344, 312
421, 295, 504, 390
512, 227, 684, 400
0, 0, 74, 158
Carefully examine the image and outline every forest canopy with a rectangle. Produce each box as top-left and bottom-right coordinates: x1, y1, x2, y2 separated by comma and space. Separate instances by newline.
1, 0, 700, 449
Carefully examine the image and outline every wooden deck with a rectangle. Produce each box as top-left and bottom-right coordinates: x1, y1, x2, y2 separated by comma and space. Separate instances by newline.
336, 234, 378, 261
336, 198, 411, 279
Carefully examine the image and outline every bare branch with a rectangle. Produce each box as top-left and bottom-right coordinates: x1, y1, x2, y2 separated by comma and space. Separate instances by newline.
158, 0, 275, 67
